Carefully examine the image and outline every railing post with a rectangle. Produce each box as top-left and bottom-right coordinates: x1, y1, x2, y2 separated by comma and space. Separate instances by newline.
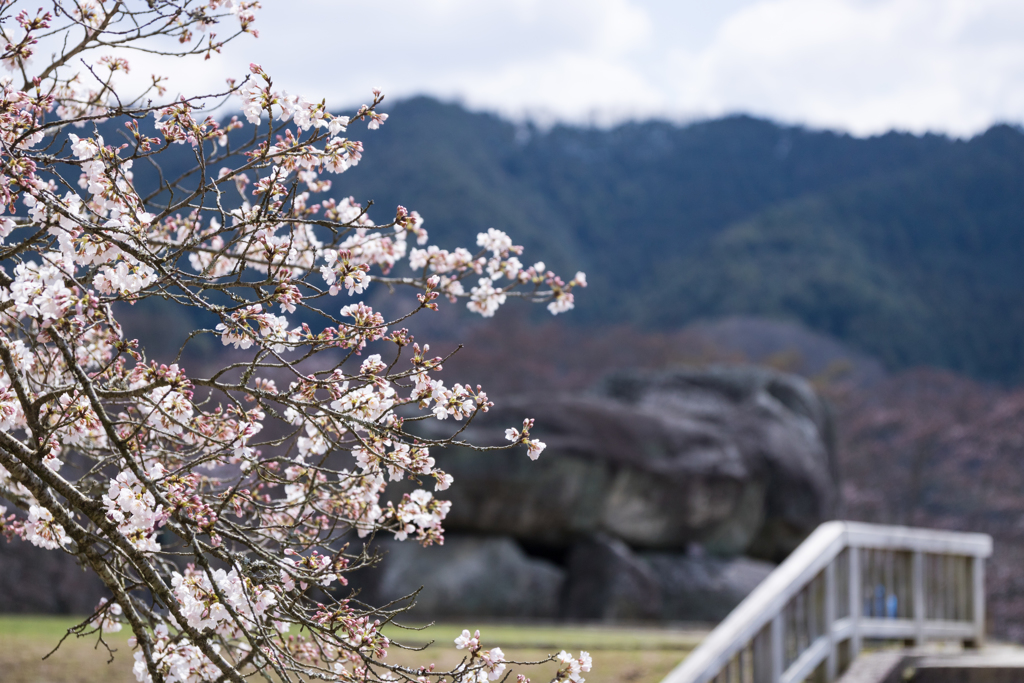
971, 555, 985, 648
849, 546, 861, 661
913, 551, 925, 646
771, 612, 783, 683
825, 560, 837, 681
753, 629, 770, 683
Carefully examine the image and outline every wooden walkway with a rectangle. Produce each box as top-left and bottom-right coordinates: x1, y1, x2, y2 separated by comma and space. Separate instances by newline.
662, 522, 993, 683
835, 647, 1024, 683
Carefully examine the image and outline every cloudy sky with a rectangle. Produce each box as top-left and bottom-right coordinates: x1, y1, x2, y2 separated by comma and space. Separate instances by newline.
153, 0, 1024, 137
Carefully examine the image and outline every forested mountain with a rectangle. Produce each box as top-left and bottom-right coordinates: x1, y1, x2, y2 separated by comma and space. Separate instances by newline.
130, 97, 1024, 383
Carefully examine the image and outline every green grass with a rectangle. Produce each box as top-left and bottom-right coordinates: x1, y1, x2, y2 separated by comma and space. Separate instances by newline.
0, 615, 709, 683
0, 614, 105, 639
382, 621, 709, 651
0, 615, 136, 683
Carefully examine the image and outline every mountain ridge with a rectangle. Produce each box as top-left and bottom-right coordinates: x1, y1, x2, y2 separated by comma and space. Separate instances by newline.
121, 97, 1024, 383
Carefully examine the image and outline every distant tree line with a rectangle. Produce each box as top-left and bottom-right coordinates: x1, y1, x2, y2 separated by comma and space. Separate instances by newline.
124, 97, 1024, 383
10, 69, 1024, 660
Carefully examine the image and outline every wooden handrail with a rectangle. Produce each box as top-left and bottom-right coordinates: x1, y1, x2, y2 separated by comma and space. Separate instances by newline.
662, 521, 992, 683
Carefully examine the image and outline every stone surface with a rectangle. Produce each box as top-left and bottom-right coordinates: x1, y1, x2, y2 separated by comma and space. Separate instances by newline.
641, 551, 776, 622
428, 365, 838, 560
563, 534, 662, 622
353, 531, 774, 624
362, 535, 565, 619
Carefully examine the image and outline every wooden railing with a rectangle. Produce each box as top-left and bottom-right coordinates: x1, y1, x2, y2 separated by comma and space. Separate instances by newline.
661, 521, 992, 683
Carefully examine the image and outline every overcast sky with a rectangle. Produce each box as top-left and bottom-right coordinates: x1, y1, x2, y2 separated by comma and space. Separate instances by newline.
148, 0, 1024, 137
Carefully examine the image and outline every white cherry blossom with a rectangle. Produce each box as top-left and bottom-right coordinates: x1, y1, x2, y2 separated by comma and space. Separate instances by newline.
0, 6, 587, 681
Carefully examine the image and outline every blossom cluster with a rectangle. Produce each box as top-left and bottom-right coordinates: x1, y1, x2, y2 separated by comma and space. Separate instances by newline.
131, 622, 223, 683
171, 565, 276, 634
0, 2, 590, 682
88, 598, 124, 634
455, 630, 509, 683
555, 651, 595, 683
505, 419, 547, 461
22, 504, 71, 550
102, 466, 168, 553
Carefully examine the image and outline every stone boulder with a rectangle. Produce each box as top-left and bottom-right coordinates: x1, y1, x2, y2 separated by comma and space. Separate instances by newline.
563, 534, 662, 622
426, 366, 837, 560
353, 532, 775, 624
356, 536, 565, 620
642, 550, 776, 622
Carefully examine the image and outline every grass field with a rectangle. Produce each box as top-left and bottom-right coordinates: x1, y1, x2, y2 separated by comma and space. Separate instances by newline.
0, 615, 709, 683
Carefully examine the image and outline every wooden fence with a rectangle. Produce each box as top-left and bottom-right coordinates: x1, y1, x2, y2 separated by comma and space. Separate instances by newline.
661, 521, 992, 683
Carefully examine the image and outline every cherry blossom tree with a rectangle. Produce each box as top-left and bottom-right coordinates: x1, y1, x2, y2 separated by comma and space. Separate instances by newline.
0, 2, 590, 681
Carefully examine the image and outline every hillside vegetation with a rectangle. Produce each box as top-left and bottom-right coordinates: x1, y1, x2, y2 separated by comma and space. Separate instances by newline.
323, 99, 1024, 382
123, 97, 1024, 382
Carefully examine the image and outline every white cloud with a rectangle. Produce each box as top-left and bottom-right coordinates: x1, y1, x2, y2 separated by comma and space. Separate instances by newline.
457, 52, 664, 124
669, 0, 1024, 135
110, 0, 1024, 136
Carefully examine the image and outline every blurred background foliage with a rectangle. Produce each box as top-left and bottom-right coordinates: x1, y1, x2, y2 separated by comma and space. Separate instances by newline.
125, 97, 1024, 383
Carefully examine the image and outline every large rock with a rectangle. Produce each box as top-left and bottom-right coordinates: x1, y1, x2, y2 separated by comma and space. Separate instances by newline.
354, 532, 774, 624
642, 551, 776, 622
429, 366, 837, 560
563, 534, 661, 622
359, 536, 565, 619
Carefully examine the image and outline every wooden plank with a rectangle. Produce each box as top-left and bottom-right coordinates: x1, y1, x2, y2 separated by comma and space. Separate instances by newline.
772, 613, 784, 683
858, 618, 975, 640
843, 523, 992, 557
913, 551, 925, 645
858, 618, 917, 639
780, 635, 830, 683
831, 617, 854, 642
972, 556, 986, 648
849, 546, 861, 662
825, 561, 837, 682
922, 620, 978, 639
753, 626, 770, 683
956, 555, 968, 622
